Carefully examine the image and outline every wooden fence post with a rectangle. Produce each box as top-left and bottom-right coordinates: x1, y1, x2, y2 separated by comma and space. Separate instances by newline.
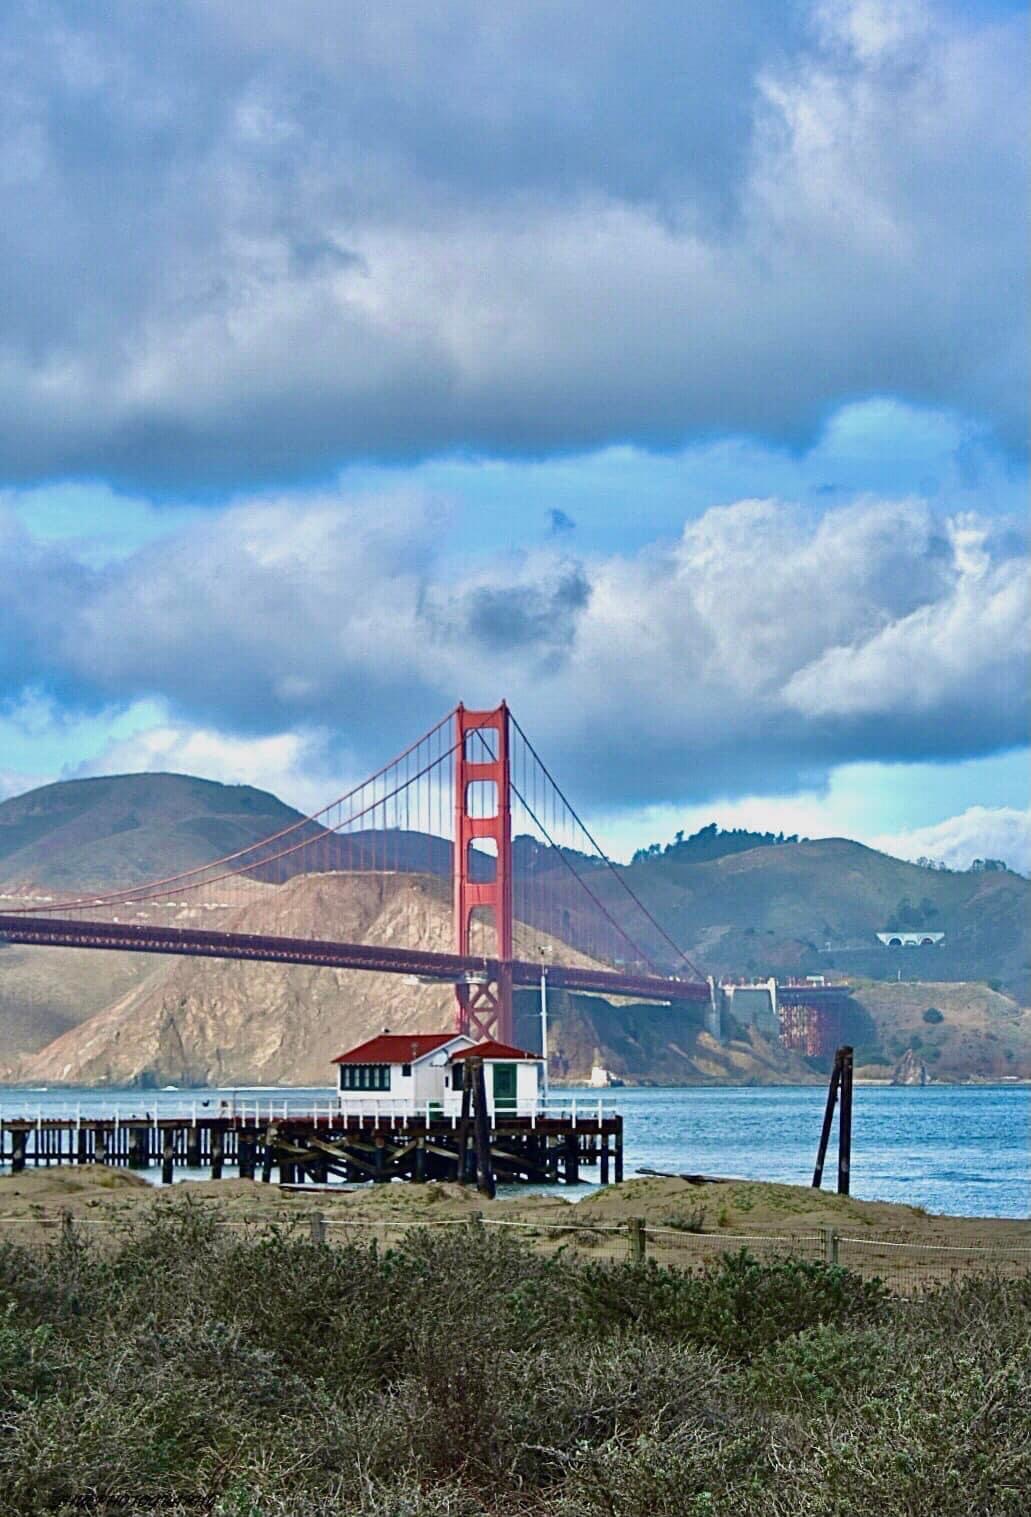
628, 1216, 646, 1263
456, 1077, 472, 1184
309, 1210, 327, 1245
820, 1225, 840, 1265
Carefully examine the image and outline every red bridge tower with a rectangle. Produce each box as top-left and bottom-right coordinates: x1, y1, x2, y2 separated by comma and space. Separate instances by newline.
453, 702, 514, 1042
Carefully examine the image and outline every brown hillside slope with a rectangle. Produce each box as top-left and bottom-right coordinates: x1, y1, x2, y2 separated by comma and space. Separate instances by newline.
0, 945, 156, 1071
849, 980, 1031, 1082
15, 871, 815, 1088
15, 872, 600, 1086
16, 873, 458, 1087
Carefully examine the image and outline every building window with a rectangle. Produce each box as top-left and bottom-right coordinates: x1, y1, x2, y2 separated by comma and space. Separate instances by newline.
451, 1063, 464, 1091
339, 1064, 391, 1091
401, 1063, 411, 1076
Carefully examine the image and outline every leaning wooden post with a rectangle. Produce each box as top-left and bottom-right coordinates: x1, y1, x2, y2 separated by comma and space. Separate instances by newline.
812, 1048, 843, 1189
837, 1045, 854, 1196
469, 1058, 495, 1200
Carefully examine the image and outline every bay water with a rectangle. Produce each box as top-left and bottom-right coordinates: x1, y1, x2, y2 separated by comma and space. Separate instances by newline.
2, 1082, 1027, 1219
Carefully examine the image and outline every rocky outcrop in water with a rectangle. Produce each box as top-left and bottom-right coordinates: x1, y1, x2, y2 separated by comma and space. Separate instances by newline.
891, 1048, 929, 1085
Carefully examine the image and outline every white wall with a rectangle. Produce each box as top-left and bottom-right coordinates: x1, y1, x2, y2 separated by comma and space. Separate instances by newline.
516, 1061, 540, 1110
441, 1059, 543, 1116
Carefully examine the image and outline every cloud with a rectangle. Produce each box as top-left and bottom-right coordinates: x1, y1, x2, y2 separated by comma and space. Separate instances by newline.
0, 0, 1024, 487
71, 723, 339, 817
872, 806, 1031, 876
457, 564, 590, 656
549, 509, 576, 535
1, 488, 1025, 808
781, 515, 1026, 749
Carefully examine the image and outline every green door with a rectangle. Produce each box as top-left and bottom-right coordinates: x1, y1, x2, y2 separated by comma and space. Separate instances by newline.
492, 1062, 517, 1112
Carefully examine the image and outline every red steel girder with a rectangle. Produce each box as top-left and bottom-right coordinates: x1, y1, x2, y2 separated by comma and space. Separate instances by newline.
0, 915, 711, 1004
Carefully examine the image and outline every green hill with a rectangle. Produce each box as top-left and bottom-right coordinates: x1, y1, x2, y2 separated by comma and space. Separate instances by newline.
0, 772, 1027, 1083
0, 773, 304, 893
1, 774, 1028, 998
622, 837, 1031, 1000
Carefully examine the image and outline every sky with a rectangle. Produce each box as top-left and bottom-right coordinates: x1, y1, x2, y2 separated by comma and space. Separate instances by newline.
1, 0, 1028, 872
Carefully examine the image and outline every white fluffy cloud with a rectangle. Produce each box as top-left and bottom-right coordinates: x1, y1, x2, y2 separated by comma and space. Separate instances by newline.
872, 806, 1031, 876
71, 724, 337, 816
0, 0, 1023, 485
2, 488, 1025, 807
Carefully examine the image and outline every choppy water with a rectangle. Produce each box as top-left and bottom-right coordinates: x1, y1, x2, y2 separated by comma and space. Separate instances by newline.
2, 1082, 1027, 1218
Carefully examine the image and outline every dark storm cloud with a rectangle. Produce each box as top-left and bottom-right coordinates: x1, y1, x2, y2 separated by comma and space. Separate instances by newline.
0, 0, 1025, 488
1, 491, 1026, 807
464, 567, 590, 653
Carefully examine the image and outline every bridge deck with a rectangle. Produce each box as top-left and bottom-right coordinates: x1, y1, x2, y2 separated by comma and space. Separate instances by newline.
0, 913, 711, 1004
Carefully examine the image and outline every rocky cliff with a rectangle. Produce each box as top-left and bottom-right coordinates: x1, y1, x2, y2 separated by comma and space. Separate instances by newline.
10, 871, 817, 1088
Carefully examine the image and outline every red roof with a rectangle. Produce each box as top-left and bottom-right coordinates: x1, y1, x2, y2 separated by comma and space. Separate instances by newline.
332, 1033, 461, 1065
450, 1039, 541, 1062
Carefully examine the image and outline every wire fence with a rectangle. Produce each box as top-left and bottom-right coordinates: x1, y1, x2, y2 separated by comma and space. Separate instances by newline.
1, 1207, 1027, 1290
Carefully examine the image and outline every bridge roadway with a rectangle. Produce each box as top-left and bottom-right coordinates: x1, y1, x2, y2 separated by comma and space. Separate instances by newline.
0, 913, 712, 1005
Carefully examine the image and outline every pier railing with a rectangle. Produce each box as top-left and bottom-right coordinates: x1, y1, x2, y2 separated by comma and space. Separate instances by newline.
0, 1096, 616, 1128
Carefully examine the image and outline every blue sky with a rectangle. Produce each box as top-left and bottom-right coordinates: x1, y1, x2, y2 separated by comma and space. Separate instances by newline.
1, 0, 1028, 871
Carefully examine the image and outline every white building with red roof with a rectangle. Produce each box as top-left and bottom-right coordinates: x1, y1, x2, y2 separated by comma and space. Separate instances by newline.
449, 1040, 543, 1115
332, 1031, 544, 1117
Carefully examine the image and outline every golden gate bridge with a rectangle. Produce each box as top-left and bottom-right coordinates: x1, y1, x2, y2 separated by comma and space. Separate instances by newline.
0, 702, 714, 1045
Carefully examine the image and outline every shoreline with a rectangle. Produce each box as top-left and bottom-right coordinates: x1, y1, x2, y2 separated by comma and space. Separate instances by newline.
2, 1077, 1030, 1093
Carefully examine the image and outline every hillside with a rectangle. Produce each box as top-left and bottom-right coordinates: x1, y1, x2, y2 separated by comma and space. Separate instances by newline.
0, 773, 304, 892
9, 870, 813, 1087
0, 770, 1028, 1086
622, 837, 1031, 998
846, 980, 1031, 1083
3, 774, 1026, 997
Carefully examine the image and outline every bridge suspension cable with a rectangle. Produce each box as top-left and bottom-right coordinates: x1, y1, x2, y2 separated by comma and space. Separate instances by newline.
5, 710, 459, 916
2, 702, 708, 1030
507, 713, 705, 981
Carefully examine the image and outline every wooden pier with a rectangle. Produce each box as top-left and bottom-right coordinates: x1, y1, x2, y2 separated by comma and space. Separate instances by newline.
0, 1108, 623, 1187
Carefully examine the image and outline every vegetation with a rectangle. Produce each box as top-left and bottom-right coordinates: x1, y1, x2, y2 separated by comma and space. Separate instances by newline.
632, 821, 803, 865
885, 895, 940, 930
0, 1209, 1026, 1515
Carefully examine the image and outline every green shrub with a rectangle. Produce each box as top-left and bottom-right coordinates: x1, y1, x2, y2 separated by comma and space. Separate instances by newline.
574, 1249, 888, 1356
0, 1212, 1025, 1516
